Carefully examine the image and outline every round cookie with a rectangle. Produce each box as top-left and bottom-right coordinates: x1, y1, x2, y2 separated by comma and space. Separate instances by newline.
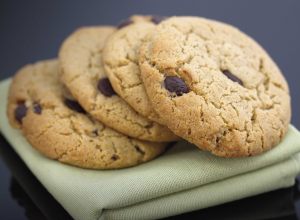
59, 26, 178, 142
139, 16, 291, 157
103, 16, 165, 123
7, 60, 167, 169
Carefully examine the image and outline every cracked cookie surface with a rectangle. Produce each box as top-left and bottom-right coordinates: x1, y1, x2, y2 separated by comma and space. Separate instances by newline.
139, 16, 291, 157
103, 16, 163, 123
59, 26, 178, 142
7, 60, 167, 169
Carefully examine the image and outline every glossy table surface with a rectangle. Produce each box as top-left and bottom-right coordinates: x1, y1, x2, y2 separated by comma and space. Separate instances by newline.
0, 0, 300, 219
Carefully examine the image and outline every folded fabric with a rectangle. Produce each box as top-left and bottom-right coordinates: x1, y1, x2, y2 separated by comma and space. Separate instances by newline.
1, 78, 300, 220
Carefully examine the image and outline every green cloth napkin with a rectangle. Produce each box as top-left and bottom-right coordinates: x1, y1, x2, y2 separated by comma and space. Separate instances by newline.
1, 78, 300, 220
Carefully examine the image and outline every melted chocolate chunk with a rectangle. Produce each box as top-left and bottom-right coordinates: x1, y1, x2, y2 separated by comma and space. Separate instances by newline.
164, 76, 189, 96
111, 155, 119, 161
97, 78, 116, 97
151, 15, 167, 24
222, 70, 243, 86
33, 103, 42, 114
92, 129, 99, 136
135, 145, 145, 155
15, 103, 27, 123
117, 18, 133, 29
64, 99, 86, 114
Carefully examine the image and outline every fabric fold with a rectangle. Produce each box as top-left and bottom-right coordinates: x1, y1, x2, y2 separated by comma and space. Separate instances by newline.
101, 156, 300, 220
1, 78, 300, 220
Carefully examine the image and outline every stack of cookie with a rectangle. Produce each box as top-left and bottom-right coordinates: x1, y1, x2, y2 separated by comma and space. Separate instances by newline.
7, 15, 291, 169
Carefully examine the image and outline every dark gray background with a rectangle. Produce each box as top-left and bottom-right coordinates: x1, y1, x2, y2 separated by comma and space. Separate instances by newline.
0, 0, 299, 128
0, 1, 300, 218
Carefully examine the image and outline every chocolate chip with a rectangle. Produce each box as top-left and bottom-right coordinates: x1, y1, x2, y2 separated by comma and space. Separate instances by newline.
135, 145, 145, 155
15, 103, 27, 123
64, 99, 86, 114
117, 18, 133, 29
92, 129, 98, 136
151, 15, 167, 24
111, 155, 119, 161
222, 70, 243, 86
164, 76, 189, 96
97, 78, 116, 97
33, 103, 42, 114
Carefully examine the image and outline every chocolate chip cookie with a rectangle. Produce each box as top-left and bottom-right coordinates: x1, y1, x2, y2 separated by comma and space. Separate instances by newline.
103, 15, 166, 123
139, 16, 291, 157
7, 60, 167, 169
59, 26, 178, 142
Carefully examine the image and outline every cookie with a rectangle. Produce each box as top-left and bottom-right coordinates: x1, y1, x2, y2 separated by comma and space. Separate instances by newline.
59, 26, 178, 142
7, 60, 167, 169
103, 16, 166, 123
139, 16, 291, 157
